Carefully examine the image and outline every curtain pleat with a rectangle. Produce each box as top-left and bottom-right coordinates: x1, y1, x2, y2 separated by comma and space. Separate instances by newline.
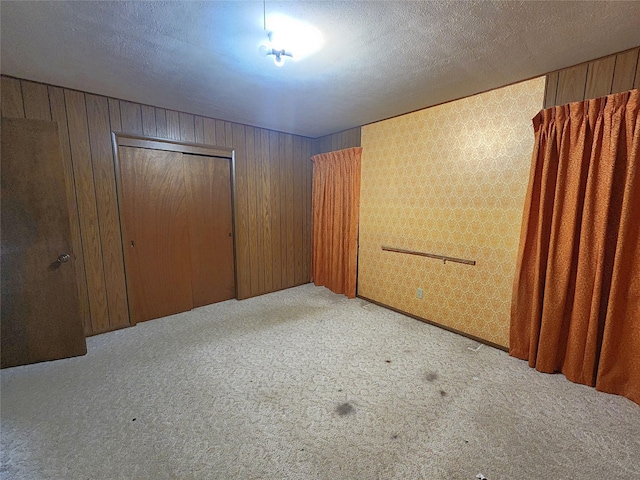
311, 147, 362, 298
510, 89, 640, 405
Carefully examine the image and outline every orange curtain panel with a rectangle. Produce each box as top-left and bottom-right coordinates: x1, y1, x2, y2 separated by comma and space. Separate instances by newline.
311, 147, 362, 298
510, 89, 640, 405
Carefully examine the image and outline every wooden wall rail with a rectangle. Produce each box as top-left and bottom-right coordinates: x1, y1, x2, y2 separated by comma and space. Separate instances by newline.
545, 47, 640, 108
1, 75, 314, 336
381, 246, 476, 266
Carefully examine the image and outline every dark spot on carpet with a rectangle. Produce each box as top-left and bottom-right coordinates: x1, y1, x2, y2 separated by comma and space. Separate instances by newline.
425, 372, 438, 382
132, 418, 136, 422
440, 390, 447, 396
465, 440, 469, 444
336, 402, 354, 416
338, 389, 342, 392
300, 448, 305, 451
385, 359, 391, 363
392, 434, 398, 440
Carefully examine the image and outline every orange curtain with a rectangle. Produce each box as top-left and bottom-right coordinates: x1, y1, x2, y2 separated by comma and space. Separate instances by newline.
510, 89, 640, 405
311, 147, 362, 298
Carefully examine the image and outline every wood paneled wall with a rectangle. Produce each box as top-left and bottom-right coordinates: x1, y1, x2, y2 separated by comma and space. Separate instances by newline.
545, 47, 640, 108
312, 127, 361, 155
1, 75, 314, 336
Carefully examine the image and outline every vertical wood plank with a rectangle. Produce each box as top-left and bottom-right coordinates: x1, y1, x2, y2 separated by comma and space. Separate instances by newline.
348, 127, 361, 148
302, 139, 309, 284
544, 72, 559, 108
334, 134, 342, 151
279, 134, 288, 288
311, 138, 320, 156
179, 112, 195, 142
260, 129, 273, 292
252, 128, 266, 294
141, 105, 157, 137
556, 64, 588, 105
245, 126, 261, 295
194, 116, 205, 144
303, 139, 313, 283
231, 123, 251, 299
215, 120, 227, 147
64, 89, 110, 332
293, 136, 304, 285
308, 139, 314, 283
203, 117, 216, 144
108, 98, 122, 132
119, 101, 143, 135
278, 132, 287, 289
584, 56, 616, 100
269, 130, 282, 290
1, 77, 25, 118
155, 108, 168, 138
284, 134, 295, 287
21, 80, 51, 121
166, 110, 180, 140
49, 86, 91, 334
322, 136, 332, 154
225, 122, 233, 149
85, 94, 130, 329
340, 131, 350, 150
611, 48, 640, 94
635, 55, 640, 89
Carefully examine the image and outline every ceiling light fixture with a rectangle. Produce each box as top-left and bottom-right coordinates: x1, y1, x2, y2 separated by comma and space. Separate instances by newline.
259, 32, 293, 67
258, 1, 323, 67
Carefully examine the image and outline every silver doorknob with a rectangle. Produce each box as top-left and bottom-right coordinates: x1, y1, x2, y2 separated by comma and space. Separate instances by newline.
56, 253, 71, 264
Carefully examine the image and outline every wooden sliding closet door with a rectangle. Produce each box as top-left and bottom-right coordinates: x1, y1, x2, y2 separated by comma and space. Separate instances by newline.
184, 154, 236, 307
118, 146, 193, 323
117, 139, 236, 325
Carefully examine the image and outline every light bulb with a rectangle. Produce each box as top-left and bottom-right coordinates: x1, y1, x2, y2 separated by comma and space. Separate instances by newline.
273, 54, 285, 67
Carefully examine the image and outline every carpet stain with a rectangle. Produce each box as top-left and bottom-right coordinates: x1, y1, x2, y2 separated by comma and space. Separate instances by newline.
440, 390, 447, 397
336, 402, 354, 416
392, 434, 399, 440
425, 371, 439, 382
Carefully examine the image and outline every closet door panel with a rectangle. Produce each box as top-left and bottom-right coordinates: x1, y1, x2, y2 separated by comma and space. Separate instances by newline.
184, 154, 236, 306
119, 146, 193, 323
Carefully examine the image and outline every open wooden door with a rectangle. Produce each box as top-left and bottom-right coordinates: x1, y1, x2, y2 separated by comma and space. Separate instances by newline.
1, 118, 87, 368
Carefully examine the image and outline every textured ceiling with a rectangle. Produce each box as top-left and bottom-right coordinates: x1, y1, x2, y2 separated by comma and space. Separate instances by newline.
2, 1, 640, 138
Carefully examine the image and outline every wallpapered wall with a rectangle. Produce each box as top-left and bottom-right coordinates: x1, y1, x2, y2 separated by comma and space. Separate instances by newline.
358, 77, 545, 347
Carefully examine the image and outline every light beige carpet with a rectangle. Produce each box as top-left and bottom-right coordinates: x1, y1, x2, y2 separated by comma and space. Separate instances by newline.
1, 284, 639, 479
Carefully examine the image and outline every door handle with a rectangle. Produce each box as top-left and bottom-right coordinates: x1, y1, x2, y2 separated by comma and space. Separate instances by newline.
56, 253, 71, 264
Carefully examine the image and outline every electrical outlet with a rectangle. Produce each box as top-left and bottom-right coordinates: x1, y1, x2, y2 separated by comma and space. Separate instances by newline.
416, 288, 423, 299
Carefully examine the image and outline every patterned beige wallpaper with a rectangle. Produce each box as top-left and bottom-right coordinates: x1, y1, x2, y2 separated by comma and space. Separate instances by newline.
358, 77, 545, 347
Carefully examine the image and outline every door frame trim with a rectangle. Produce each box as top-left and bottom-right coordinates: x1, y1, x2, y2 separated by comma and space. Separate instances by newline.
112, 133, 238, 325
